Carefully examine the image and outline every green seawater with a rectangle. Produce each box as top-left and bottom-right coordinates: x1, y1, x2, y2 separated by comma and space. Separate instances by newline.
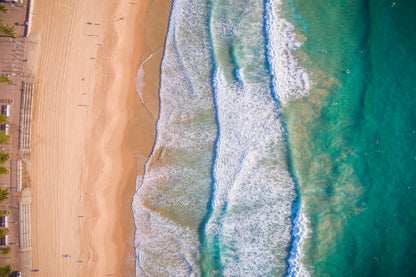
283, 0, 416, 275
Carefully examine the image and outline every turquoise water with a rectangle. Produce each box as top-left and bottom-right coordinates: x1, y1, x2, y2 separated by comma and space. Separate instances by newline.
284, 0, 416, 275
132, 0, 416, 276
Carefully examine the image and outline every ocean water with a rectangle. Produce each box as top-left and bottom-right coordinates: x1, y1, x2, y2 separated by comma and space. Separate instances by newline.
132, 0, 416, 276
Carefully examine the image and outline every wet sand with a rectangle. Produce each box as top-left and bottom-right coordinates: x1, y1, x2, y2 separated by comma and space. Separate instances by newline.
29, 0, 171, 276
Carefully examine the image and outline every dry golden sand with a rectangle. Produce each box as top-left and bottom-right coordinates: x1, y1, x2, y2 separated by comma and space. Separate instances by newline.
29, 0, 171, 276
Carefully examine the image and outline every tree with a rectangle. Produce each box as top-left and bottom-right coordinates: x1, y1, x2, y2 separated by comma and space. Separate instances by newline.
0, 131, 9, 145
0, 247, 9, 255
0, 115, 6, 124
0, 20, 15, 39
0, 167, 7, 174
0, 5, 6, 13
0, 265, 11, 277
0, 229, 6, 238
0, 210, 9, 217
0, 76, 11, 84
0, 188, 8, 201
0, 152, 8, 163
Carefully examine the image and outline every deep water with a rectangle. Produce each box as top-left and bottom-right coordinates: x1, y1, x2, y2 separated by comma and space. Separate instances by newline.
284, 0, 416, 275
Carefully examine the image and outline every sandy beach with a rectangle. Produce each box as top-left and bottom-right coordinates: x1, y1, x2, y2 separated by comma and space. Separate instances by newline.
29, 0, 171, 276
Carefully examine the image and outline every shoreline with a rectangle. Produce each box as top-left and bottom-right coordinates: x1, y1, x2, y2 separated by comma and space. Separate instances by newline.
29, 0, 171, 276
123, 0, 172, 274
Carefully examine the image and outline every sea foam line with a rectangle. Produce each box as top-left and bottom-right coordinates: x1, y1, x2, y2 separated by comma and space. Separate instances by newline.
202, 0, 299, 271
287, 202, 309, 277
205, 68, 297, 276
265, 0, 311, 105
264, 0, 311, 276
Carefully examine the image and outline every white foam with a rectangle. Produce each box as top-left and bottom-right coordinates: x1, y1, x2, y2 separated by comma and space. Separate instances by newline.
265, 0, 311, 105
204, 68, 296, 276
287, 207, 310, 277
133, 193, 201, 276
135, 54, 155, 109
134, 66, 145, 106
132, 0, 216, 276
202, 0, 308, 274
203, 1, 312, 274
265, 1, 311, 275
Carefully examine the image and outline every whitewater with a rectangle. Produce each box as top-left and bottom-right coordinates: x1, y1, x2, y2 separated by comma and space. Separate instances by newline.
132, 0, 311, 276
